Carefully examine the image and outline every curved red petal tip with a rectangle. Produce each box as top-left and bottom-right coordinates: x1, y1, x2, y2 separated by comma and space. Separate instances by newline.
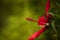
38, 16, 47, 26
48, 14, 53, 17
28, 37, 34, 40
46, 14, 53, 19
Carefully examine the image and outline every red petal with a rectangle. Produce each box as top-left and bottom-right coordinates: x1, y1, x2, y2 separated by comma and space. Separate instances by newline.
45, 0, 50, 15
46, 14, 53, 19
28, 27, 46, 40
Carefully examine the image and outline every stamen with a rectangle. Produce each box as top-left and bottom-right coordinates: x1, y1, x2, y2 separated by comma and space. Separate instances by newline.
26, 18, 37, 22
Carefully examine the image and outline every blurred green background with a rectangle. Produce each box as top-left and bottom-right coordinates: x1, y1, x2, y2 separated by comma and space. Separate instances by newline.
0, 0, 60, 40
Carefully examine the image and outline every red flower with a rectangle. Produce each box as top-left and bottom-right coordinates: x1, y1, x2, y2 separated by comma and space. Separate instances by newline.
26, 0, 53, 40
28, 14, 53, 40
